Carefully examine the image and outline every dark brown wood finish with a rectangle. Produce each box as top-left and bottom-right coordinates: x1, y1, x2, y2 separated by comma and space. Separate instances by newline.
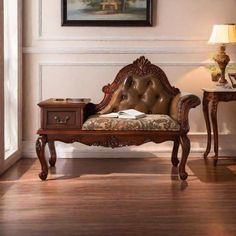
36, 135, 48, 180
171, 138, 180, 167
39, 99, 88, 130
48, 141, 57, 167
36, 57, 200, 181
203, 89, 236, 165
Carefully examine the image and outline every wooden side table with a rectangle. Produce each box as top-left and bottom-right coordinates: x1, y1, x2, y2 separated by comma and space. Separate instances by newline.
36, 98, 90, 179
202, 88, 236, 165
38, 98, 90, 130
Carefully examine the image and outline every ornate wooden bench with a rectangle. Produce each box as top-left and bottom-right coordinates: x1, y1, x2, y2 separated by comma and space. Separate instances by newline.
36, 56, 200, 181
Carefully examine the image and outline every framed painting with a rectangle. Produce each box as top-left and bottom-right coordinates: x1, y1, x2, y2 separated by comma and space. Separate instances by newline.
228, 73, 236, 88
62, 0, 153, 26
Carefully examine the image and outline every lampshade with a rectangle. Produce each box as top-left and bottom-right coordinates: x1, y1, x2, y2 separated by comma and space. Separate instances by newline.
208, 24, 236, 44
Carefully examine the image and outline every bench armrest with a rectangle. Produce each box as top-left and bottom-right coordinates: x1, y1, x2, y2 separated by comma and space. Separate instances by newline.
170, 93, 201, 133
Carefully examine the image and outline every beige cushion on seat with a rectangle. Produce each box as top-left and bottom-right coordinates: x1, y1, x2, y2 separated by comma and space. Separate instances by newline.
82, 114, 180, 131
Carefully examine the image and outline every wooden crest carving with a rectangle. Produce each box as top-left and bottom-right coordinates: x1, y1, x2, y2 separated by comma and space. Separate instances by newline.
132, 56, 152, 76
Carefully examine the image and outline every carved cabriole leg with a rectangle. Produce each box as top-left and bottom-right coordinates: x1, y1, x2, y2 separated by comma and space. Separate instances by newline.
36, 136, 48, 180
48, 141, 57, 167
210, 99, 219, 166
179, 134, 190, 180
203, 94, 211, 159
171, 138, 180, 167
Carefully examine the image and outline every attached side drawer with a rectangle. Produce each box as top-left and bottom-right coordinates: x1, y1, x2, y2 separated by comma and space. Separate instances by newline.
43, 108, 83, 129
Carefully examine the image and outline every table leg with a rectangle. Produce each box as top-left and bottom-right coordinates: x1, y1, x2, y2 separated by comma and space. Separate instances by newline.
179, 134, 190, 180
171, 138, 180, 167
36, 135, 48, 180
48, 141, 57, 167
210, 99, 219, 166
202, 95, 211, 158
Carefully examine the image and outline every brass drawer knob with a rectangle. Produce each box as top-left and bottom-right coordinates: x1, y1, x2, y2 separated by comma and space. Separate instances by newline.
54, 115, 70, 124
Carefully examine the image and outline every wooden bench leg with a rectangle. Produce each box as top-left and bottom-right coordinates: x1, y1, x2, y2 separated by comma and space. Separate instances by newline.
48, 141, 57, 167
171, 138, 180, 167
36, 135, 48, 180
179, 134, 190, 180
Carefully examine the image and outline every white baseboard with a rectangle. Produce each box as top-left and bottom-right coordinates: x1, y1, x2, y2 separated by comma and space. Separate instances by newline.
23, 134, 236, 158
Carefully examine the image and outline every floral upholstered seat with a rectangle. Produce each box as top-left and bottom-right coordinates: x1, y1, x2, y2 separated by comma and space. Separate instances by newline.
82, 114, 180, 131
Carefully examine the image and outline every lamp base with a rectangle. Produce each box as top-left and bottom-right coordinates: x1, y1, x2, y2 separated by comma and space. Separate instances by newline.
216, 77, 228, 86
213, 44, 230, 86
215, 81, 232, 89
218, 77, 228, 85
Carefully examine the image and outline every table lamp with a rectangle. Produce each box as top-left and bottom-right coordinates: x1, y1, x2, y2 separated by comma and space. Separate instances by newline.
208, 24, 236, 86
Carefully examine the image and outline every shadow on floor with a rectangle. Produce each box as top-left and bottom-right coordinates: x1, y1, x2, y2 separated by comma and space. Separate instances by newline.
49, 156, 236, 184
188, 156, 236, 183
48, 156, 177, 180
0, 159, 36, 181
2, 155, 236, 187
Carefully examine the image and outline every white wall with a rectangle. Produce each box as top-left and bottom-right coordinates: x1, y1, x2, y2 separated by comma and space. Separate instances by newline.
23, 0, 236, 158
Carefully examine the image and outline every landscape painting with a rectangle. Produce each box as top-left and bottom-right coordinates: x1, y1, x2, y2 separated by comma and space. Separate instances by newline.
62, 0, 152, 26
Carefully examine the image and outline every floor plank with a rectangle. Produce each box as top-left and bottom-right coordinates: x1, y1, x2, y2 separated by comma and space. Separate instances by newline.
0, 157, 236, 236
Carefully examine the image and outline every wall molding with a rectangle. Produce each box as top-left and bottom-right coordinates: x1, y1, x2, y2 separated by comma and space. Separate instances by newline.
23, 46, 217, 55
37, 0, 208, 42
37, 59, 213, 102
37, 36, 208, 42
38, 60, 212, 68
38, 0, 43, 39
37, 59, 214, 102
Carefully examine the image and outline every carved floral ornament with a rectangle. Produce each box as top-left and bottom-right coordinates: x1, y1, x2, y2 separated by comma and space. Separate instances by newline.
132, 56, 152, 76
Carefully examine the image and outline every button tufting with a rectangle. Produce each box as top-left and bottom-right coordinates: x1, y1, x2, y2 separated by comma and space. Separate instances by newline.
121, 94, 127, 100
128, 77, 133, 87
147, 80, 152, 86
148, 110, 152, 114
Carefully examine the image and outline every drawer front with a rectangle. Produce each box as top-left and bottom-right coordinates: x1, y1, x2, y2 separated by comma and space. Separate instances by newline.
45, 110, 80, 129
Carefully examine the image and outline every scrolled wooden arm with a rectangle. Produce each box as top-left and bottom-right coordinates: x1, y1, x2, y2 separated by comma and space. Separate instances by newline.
170, 93, 201, 133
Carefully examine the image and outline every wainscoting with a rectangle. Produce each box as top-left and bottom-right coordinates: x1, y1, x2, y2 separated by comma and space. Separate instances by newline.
22, 0, 236, 158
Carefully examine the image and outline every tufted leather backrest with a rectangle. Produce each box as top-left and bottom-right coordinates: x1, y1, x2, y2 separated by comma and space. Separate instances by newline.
100, 74, 173, 114
97, 56, 180, 115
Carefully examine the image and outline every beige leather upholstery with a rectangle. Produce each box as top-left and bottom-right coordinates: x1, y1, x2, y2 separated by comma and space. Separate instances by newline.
100, 75, 174, 115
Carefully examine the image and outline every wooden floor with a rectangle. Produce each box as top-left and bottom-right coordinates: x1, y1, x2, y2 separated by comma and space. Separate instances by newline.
1, 156, 236, 236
